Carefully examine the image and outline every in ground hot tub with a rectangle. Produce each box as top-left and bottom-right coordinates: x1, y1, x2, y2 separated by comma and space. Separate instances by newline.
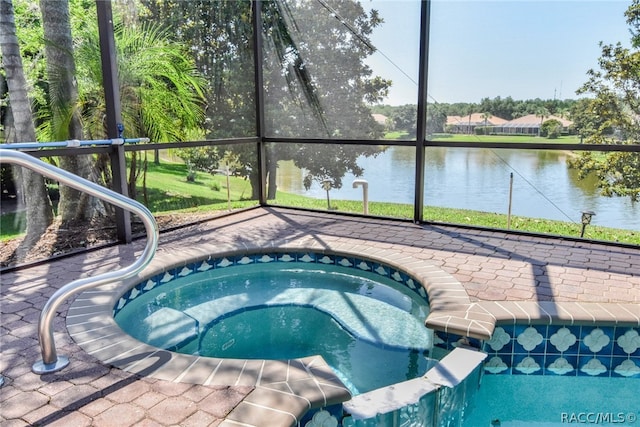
68, 246, 474, 426
113, 252, 434, 395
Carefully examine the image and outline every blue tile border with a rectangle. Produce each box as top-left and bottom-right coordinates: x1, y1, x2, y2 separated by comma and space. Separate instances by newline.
113, 250, 428, 318
434, 323, 640, 378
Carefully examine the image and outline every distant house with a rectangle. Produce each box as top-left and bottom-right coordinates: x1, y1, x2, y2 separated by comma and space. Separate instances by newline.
445, 113, 574, 135
494, 114, 573, 135
445, 113, 508, 134
371, 113, 388, 126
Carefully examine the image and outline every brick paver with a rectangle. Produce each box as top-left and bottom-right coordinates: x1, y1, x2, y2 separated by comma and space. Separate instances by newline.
1, 207, 638, 425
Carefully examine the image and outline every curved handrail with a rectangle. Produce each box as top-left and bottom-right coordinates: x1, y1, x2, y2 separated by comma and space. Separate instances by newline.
0, 149, 159, 374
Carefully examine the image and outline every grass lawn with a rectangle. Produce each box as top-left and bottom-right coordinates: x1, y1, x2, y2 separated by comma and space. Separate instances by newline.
271, 193, 638, 244
1, 212, 24, 240
136, 161, 257, 213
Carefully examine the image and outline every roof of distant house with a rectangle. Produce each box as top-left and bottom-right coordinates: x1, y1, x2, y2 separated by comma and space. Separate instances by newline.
500, 114, 573, 128
372, 113, 388, 125
446, 113, 508, 126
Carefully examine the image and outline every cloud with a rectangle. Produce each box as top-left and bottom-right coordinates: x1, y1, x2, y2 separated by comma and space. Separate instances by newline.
306, 410, 338, 427
484, 356, 509, 374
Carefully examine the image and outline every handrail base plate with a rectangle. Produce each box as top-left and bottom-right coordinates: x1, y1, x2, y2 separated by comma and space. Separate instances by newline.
32, 356, 70, 375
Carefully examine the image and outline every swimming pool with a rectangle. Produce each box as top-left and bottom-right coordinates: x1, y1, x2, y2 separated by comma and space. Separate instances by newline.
113, 257, 434, 395
463, 375, 640, 426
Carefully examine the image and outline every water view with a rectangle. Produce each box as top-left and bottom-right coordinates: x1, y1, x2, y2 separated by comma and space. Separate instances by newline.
276, 146, 639, 231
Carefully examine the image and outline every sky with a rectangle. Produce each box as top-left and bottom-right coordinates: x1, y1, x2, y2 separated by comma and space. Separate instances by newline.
360, 0, 632, 105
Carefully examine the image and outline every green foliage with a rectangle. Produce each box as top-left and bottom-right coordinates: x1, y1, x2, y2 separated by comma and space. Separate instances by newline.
133, 160, 255, 212
474, 126, 491, 135
442, 97, 577, 121
261, 0, 390, 139
387, 104, 417, 136
177, 146, 222, 175
139, 0, 391, 199
1, 212, 26, 241
570, 0, 640, 201
74, 18, 207, 142
12, 0, 207, 144
570, 152, 640, 202
540, 119, 563, 139
11, 0, 47, 125
431, 134, 580, 143
569, 98, 613, 139
139, 0, 255, 139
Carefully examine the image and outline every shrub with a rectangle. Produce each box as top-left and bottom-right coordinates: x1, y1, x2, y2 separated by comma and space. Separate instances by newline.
541, 119, 563, 139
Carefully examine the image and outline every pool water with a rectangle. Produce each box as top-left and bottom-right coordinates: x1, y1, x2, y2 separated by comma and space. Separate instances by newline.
181, 304, 433, 393
463, 375, 640, 426
114, 262, 434, 395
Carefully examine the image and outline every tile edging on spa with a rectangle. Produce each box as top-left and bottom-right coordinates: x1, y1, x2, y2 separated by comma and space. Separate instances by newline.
477, 300, 640, 327
426, 300, 640, 341
127, 243, 480, 340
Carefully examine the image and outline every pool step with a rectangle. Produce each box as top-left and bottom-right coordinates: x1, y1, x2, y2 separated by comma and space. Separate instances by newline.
143, 307, 199, 349
181, 288, 432, 350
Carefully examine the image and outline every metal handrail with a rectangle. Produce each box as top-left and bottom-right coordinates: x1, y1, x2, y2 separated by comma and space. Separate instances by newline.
0, 149, 159, 374
0, 137, 149, 150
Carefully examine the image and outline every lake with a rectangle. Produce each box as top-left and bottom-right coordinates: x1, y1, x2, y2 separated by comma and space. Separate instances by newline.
275, 146, 639, 231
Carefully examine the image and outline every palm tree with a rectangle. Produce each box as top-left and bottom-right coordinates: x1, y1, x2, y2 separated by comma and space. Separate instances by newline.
535, 106, 550, 137
74, 18, 207, 199
481, 112, 491, 135
1, 0, 54, 254
466, 105, 475, 135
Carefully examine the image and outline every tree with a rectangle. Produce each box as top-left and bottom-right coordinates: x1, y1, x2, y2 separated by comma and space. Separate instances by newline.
139, 0, 260, 197
141, 0, 391, 200
40, 0, 99, 224
426, 103, 446, 136
1, 0, 54, 254
570, 0, 640, 201
480, 112, 491, 135
569, 98, 613, 141
389, 105, 417, 136
260, 0, 391, 196
535, 106, 550, 137
465, 105, 475, 134
540, 119, 562, 139
73, 15, 207, 199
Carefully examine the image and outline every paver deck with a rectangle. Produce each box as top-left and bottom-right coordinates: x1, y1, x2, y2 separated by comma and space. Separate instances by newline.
1, 207, 639, 426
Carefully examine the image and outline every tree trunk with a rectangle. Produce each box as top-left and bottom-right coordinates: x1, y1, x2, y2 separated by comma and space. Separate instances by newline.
40, 0, 98, 225
0, 0, 54, 252
250, 169, 261, 201
266, 157, 278, 200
